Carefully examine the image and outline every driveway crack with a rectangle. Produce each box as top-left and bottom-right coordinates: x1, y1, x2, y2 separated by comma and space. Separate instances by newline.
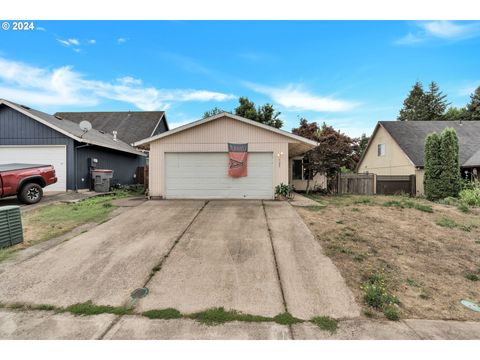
261, 200, 294, 340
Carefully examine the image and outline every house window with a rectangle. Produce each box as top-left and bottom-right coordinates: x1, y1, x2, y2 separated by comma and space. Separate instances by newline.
377, 143, 385, 156
292, 159, 313, 180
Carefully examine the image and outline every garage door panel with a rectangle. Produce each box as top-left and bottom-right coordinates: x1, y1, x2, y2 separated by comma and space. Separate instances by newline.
165, 152, 273, 199
0, 146, 67, 192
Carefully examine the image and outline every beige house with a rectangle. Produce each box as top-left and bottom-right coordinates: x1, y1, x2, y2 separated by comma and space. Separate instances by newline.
357, 121, 480, 196
134, 112, 323, 199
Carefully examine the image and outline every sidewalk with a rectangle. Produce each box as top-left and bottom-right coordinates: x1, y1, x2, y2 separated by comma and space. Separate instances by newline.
1, 309, 479, 340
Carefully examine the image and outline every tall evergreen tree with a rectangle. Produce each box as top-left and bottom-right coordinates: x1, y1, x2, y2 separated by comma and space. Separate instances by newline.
465, 86, 480, 120
425, 81, 449, 120
439, 128, 461, 198
398, 82, 429, 121
234, 97, 258, 121
424, 133, 443, 201
444, 106, 467, 121
256, 103, 283, 128
203, 107, 226, 119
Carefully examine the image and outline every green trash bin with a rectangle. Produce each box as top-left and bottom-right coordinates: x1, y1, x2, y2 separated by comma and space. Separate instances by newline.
0, 205, 23, 248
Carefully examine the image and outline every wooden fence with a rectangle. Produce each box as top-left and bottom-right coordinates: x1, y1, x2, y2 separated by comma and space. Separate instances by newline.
337, 173, 416, 196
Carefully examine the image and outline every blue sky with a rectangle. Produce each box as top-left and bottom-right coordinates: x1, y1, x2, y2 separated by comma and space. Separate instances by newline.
0, 20, 479, 136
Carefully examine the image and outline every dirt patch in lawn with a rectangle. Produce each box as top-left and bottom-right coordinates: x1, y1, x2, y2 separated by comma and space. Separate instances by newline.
297, 195, 480, 321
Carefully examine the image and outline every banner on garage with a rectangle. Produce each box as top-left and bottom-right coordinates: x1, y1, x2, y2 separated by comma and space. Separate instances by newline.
228, 143, 248, 177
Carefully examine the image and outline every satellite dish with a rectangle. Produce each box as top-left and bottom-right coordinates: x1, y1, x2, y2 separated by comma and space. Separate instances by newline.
79, 120, 92, 132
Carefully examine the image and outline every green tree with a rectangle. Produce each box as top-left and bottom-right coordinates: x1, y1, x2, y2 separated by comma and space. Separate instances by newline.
256, 103, 283, 128
424, 133, 443, 200
465, 86, 480, 120
425, 81, 449, 120
398, 82, 429, 121
439, 128, 461, 197
444, 106, 467, 121
203, 107, 226, 119
234, 97, 258, 121
358, 133, 370, 156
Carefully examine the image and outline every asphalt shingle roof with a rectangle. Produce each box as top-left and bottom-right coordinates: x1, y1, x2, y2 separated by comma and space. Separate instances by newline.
380, 121, 480, 167
54, 111, 166, 145
2, 100, 145, 156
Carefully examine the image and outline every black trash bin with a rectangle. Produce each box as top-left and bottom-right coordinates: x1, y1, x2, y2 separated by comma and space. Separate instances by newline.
91, 169, 114, 192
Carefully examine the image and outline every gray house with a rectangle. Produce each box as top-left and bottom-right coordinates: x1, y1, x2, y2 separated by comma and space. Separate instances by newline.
0, 99, 156, 191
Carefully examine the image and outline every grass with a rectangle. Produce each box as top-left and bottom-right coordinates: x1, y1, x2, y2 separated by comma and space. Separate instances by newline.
383, 306, 400, 321
383, 199, 433, 213
0, 247, 16, 263
65, 301, 132, 316
436, 217, 478, 232
187, 307, 272, 325
311, 316, 338, 332
464, 271, 479, 282
142, 308, 182, 319
362, 269, 400, 320
272, 312, 303, 325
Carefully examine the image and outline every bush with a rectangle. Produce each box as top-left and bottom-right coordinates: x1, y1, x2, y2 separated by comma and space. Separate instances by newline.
459, 187, 480, 207
275, 183, 290, 197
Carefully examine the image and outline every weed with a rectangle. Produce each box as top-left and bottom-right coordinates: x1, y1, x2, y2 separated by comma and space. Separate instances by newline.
187, 307, 272, 325
406, 278, 419, 287
336, 220, 344, 224
311, 316, 338, 332
0, 248, 16, 263
152, 265, 161, 272
458, 202, 470, 213
419, 292, 430, 300
383, 305, 400, 321
475, 240, 480, 245
65, 301, 131, 316
353, 198, 372, 205
351, 207, 361, 212
353, 253, 367, 262
273, 312, 303, 325
142, 308, 182, 319
436, 217, 458, 229
383, 199, 433, 213
464, 271, 479, 282
362, 270, 399, 311
363, 309, 375, 318
306, 205, 327, 212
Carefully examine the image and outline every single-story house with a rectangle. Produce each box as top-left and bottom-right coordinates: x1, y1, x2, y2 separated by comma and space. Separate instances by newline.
54, 110, 169, 145
356, 120, 480, 195
134, 112, 323, 199
0, 99, 148, 191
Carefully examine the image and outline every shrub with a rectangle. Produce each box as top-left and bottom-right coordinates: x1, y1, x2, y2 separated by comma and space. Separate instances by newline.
459, 188, 480, 207
275, 183, 290, 197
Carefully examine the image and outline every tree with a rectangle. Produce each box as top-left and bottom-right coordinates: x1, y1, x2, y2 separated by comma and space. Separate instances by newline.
303, 123, 359, 193
465, 86, 480, 120
291, 118, 320, 141
203, 107, 226, 119
234, 97, 258, 121
424, 132, 443, 200
357, 133, 370, 156
425, 81, 449, 120
439, 128, 461, 198
444, 106, 467, 121
234, 96, 283, 129
398, 82, 429, 121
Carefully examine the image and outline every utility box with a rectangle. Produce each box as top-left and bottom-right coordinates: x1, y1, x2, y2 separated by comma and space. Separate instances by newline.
0, 205, 24, 248
92, 169, 114, 193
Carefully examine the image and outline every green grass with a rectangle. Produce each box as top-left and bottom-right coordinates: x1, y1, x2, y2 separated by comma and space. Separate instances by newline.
383, 306, 400, 321
142, 308, 182, 319
65, 301, 132, 316
311, 316, 338, 332
187, 307, 272, 325
305, 204, 327, 211
273, 312, 303, 325
0, 248, 16, 263
362, 270, 400, 320
383, 199, 433, 213
464, 271, 479, 282
435, 217, 477, 232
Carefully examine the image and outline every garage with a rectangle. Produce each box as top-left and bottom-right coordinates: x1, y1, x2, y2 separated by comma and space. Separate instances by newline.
0, 145, 67, 192
165, 152, 273, 199
134, 112, 319, 200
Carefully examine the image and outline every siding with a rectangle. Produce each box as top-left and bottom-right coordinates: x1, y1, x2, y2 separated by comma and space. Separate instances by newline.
358, 125, 416, 176
148, 116, 298, 198
0, 105, 76, 189
76, 144, 146, 189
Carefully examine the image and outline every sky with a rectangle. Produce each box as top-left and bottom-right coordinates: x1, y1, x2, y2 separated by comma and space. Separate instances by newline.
0, 20, 479, 136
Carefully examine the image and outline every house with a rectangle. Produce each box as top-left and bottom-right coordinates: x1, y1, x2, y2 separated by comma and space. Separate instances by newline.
54, 110, 169, 145
134, 112, 322, 199
356, 121, 480, 195
0, 99, 147, 192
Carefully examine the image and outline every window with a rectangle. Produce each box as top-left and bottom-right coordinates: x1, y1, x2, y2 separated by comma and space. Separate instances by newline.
292, 158, 313, 180
377, 143, 385, 156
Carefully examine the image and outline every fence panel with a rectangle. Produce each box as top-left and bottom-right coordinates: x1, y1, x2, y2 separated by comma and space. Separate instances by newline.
376, 175, 415, 196
337, 173, 375, 195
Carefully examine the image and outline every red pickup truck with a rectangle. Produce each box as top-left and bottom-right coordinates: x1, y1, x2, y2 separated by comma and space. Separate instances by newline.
0, 164, 58, 204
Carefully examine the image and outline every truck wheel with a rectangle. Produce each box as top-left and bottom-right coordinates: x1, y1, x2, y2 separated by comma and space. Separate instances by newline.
18, 183, 43, 204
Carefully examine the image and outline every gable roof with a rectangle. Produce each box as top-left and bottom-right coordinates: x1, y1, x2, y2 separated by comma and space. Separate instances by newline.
0, 99, 146, 157
360, 120, 480, 169
54, 111, 168, 145
134, 112, 319, 147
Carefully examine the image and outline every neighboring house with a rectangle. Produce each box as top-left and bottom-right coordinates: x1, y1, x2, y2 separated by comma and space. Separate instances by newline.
54, 111, 169, 145
357, 121, 480, 195
134, 112, 321, 199
0, 99, 147, 191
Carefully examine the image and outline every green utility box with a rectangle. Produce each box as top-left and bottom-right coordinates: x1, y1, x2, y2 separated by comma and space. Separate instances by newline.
0, 205, 24, 248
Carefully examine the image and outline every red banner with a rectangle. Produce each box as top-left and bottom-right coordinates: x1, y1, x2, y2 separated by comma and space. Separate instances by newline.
228, 143, 248, 177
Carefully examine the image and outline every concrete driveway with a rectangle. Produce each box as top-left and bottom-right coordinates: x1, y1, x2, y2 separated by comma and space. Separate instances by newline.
0, 199, 360, 338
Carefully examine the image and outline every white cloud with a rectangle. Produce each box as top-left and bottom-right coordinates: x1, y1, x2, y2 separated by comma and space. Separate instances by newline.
57, 38, 80, 47
0, 57, 236, 111
36, 27, 46, 32
117, 38, 127, 44
396, 21, 480, 45
245, 82, 356, 112
68, 38, 80, 46
88, 39, 96, 44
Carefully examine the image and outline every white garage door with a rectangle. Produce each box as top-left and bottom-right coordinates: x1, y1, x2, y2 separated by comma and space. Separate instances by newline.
165, 152, 273, 199
0, 145, 67, 192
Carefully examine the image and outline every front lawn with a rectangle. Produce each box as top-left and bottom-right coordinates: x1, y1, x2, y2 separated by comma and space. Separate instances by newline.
0, 188, 142, 263
297, 194, 480, 321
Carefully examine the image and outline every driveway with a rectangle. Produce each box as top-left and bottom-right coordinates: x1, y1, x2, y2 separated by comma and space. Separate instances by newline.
0, 199, 360, 338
